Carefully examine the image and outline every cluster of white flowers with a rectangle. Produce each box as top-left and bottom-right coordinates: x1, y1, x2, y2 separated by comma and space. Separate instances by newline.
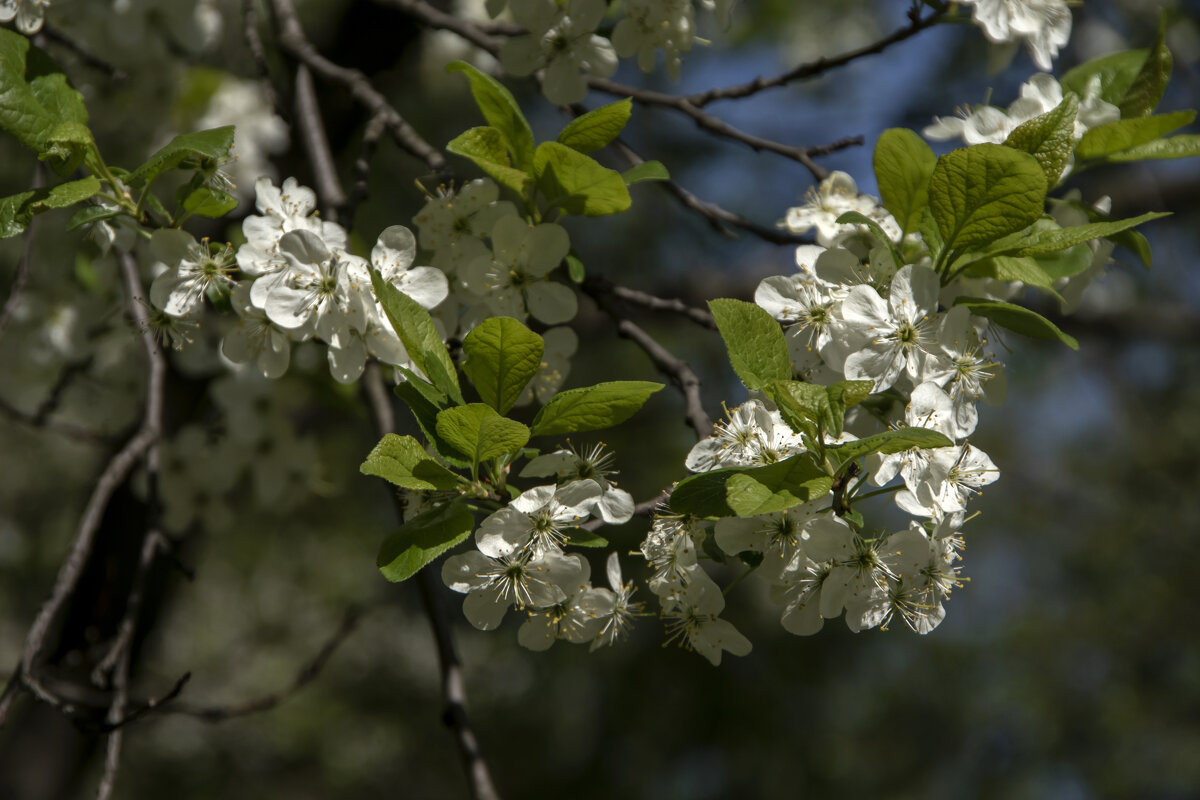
632, 165, 1040, 661
143, 177, 448, 383
958, 0, 1072, 71
442, 447, 641, 651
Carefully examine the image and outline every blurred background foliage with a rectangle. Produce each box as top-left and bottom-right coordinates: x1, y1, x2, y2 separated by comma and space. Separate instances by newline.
1, 0, 1199, 797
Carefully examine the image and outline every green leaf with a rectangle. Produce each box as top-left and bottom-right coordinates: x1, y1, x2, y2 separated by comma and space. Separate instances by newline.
557, 98, 631, 153
360, 433, 461, 491
378, 502, 475, 583
565, 253, 585, 283
1100, 134, 1200, 162
766, 380, 833, 437
446, 126, 532, 196
1033, 244, 1094, 281
953, 297, 1078, 350
393, 374, 471, 470
1012, 211, 1169, 256
928, 143, 1047, 254
462, 316, 544, 415
1119, 18, 1172, 118
564, 530, 609, 548
534, 141, 631, 217
66, 203, 122, 232
1076, 112, 1195, 160
621, 160, 670, 185
708, 298, 791, 390
447, 60, 535, 171
530, 380, 663, 436
1061, 49, 1148, 107
0, 30, 91, 174
370, 270, 463, 405
436, 404, 531, 466
1005, 94, 1078, 185
127, 126, 235, 187
964, 255, 1061, 297
834, 211, 895, 249
824, 380, 874, 437
182, 186, 238, 218
873, 128, 936, 237
827, 428, 954, 473
669, 454, 831, 519
0, 175, 101, 239
726, 455, 833, 518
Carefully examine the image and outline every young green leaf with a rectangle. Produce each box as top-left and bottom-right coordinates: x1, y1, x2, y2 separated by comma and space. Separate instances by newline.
377, 501, 475, 584
557, 98, 632, 153
1011, 211, 1169, 256
708, 298, 791, 390
929, 144, 1047, 254
181, 186, 238, 218
534, 141, 631, 217
873, 128, 936, 237
1100, 134, 1200, 162
826, 428, 954, 474
393, 375, 471, 470
370, 270, 463, 405
530, 380, 663, 436
1076, 111, 1195, 160
565, 253, 586, 283
564, 530, 609, 548
447, 60, 535, 171
462, 316, 544, 415
436, 404, 531, 467
824, 380, 874, 437
621, 160, 670, 185
127, 126, 235, 187
1005, 94, 1078, 185
1061, 48, 1148, 107
766, 380, 834, 435
360, 433, 461, 491
1119, 18, 1172, 118
725, 454, 832, 518
953, 297, 1079, 350
0, 175, 101, 239
446, 126, 532, 196
0, 30, 91, 174
963, 255, 1062, 299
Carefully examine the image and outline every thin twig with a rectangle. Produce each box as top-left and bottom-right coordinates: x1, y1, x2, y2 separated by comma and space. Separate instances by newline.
268, 0, 448, 175
373, 0, 502, 55
170, 607, 363, 722
584, 286, 713, 438
683, 3, 949, 107
294, 64, 347, 221
363, 364, 502, 800
344, 113, 388, 230
242, 0, 285, 118
36, 24, 128, 81
610, 140, 811, 245
0, 163, 44, 340
583, 275, 715, 330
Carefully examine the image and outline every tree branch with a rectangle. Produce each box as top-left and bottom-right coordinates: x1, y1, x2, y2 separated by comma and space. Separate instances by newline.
268, 0, 448, 175
0, 251, 165, 730
293, 64, 348, 221
583, 275, 716, 330
169, 607, 363, 722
